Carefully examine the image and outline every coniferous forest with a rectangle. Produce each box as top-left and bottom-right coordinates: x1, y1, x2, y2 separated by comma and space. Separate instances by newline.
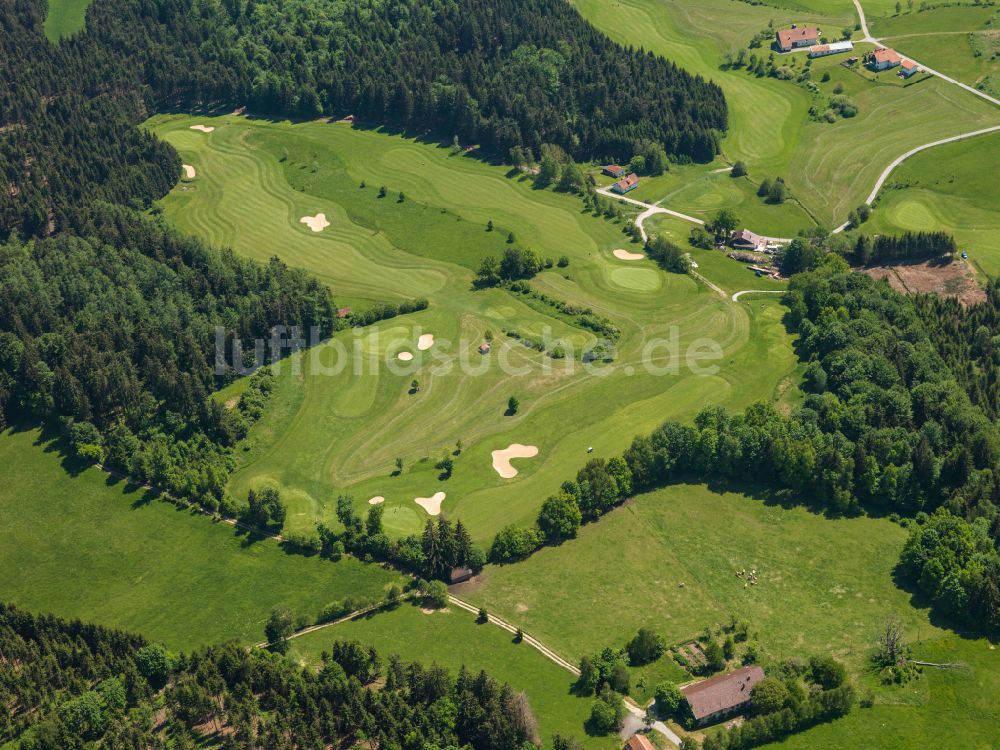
1, 0, 727, 240
0, 603, 540, 750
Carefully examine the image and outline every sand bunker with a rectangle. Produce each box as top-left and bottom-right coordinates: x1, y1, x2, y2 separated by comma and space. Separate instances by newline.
189, 124, 215, 133
491, 443, 539, 479
182, 164, 196, 179
417, 333, 434, 351
415, 491, 446, 516
300, 213, 330, 233
397, 351, 414, 362
368, 496, 385, 505
613, 248, 645, 261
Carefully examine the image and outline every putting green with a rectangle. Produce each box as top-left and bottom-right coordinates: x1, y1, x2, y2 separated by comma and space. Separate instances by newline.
886, 197, 938, 231
609, 266, 662, 291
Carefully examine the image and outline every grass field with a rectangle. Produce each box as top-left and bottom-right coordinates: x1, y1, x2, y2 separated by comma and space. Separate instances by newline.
760, 635, 1000, 749
0, 425, 404, 650
149, 114, 800, 545
867, 131, 1000, 275
43, 0, 90, 41
289, 602, 616, 749
874, 3, 1000, 99
462, 483, 947, 669
572, 0, 1000, 228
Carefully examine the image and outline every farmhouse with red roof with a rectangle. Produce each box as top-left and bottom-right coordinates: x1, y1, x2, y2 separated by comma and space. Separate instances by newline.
776, 26, 819, 52
869, 47, 902, 71
611, 172, 639, 194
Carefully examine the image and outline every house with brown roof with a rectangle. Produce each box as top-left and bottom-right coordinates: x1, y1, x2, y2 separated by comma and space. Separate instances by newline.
624, 733, 656, 750
681, 665, 765, 726
611, 172, 640, 194
900, 59, 920, 78
731, 228, 766, 252
603, 165, 626, 178
869, 47, 902, 71
776, 26, 819, 52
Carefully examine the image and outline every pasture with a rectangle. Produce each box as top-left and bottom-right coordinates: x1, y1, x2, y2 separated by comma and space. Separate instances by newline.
867, 131, 1000, 275
150, 114, 799, 544
760, 635, 1000, 750
290, 602, 615, 749
43, 0, 90, 41
572, 0, 1000, 227
462, 483, 947, 669
0, 426, 404, 650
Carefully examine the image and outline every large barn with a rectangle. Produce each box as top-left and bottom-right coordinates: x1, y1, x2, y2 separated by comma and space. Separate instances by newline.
681, 665, 766, 726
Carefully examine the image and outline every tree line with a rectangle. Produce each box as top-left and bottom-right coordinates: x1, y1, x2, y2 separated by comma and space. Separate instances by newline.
0, 205, 335, 507
1, 0, 728, 240
488, 258, 1000, 633
0, 602, 542, 749
852, 231, 957, 266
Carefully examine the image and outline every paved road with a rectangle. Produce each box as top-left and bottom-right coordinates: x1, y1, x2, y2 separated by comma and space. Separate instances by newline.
595, 186, 792, 246
832, 122, 1000, 233
828, 0, 1000, 232
449, 595, 685, 747
853, 0, 1000, 108
731, 289, 784, 302
595, 186, 703, 241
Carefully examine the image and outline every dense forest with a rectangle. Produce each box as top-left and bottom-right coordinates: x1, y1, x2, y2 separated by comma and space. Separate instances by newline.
915, 280, 1000, 420
0, 0, 726, 240
0, 602, 542, 749
491, 257, 1000, 631
0, 206, 335, 505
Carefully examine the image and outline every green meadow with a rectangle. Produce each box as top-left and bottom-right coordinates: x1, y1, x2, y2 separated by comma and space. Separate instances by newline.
760, 635, 1000, 749
461, 480, 1000, 746
572, 0, 999, 227
0, 426, 404, 650
43, 0, 90, 41
149, 114, 799, 545
873, 4, 1000, 98
289, 602, 615, 749
867, 131, 1000, 274
464, 483, 947, 669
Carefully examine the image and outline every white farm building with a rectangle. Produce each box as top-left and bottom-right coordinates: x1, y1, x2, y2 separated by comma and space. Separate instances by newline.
808, 41, 854, 58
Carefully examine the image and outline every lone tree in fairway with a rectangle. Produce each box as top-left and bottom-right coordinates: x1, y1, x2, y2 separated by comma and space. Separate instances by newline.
507, 396, 519, 415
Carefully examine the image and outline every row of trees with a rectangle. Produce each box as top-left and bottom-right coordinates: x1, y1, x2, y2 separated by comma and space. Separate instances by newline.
475, 247, 545, 287
852, 231, 957, 266
1, 602, 541, 749
646, 235, 692, 273
701, 682, 855, 750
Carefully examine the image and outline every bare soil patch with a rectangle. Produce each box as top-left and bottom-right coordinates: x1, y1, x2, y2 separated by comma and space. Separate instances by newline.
864, 257, 985, 306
